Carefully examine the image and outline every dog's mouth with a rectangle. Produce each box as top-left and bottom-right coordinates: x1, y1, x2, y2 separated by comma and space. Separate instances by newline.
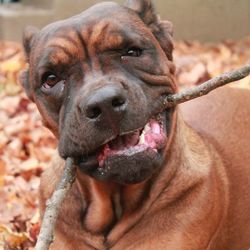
76, 111, 169, 184
98, 116, 166, 166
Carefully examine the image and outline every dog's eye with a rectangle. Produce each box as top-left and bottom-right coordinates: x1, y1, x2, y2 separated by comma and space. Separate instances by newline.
125, 48, 143, 57
42, 73, 60, 89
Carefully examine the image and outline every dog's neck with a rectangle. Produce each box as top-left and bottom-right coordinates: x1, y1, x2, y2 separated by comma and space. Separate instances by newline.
76, 163, 154, 234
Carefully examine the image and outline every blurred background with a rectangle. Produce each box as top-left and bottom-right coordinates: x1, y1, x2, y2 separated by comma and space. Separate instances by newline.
0, 0, 249, 249
1, 0, 250, 42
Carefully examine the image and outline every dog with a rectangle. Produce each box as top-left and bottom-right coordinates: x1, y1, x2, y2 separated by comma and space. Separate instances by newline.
20, 0, 250, 249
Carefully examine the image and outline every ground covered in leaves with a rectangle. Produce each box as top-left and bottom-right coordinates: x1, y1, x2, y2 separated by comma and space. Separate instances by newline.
0, 37, 250, 249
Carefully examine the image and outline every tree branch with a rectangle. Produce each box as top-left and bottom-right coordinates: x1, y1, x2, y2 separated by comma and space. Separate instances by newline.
35, 157, 76, 250
35, 62, 250, 250
164, 62, 250, 108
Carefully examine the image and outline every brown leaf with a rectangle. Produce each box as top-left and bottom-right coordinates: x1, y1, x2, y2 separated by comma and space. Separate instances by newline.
0, 160, 6, 176
19, 158, 43, 181
0, 224, 28, 249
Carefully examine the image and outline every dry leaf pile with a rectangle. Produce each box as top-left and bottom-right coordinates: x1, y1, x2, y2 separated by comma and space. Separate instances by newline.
174, 38, 250, 88
0, 37, 249, 249
0, 42, 56, 249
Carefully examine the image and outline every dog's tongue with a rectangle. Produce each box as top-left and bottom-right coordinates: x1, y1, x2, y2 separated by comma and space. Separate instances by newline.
97, 120, 166, 167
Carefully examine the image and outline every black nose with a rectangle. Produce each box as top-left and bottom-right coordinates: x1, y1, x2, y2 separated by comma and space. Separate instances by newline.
80, 85, 127, 124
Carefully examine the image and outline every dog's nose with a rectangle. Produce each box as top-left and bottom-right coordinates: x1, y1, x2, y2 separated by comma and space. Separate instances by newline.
81, 85, 127, 123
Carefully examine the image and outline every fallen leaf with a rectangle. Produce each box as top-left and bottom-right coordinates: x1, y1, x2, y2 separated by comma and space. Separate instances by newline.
0, 224, 28, 248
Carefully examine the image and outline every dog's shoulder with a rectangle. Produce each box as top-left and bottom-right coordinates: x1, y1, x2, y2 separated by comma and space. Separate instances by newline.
180, 86, 250, 249
180, 85, 250, 184
180, 86, 250, 154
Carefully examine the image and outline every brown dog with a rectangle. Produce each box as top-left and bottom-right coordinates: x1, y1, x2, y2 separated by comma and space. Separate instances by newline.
20, 0, 250, 249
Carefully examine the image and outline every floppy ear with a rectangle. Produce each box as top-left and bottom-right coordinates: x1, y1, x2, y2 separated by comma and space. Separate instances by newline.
19, 69, 34, 101
20, 26, 39, 101
22, 26, 39, 62
124, 0, 174, 61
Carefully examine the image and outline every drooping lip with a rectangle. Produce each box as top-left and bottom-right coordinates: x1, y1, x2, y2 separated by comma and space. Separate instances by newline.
76, 112, 167, 169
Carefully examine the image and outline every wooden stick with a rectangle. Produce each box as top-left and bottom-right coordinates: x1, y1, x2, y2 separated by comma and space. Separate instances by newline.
35, 158, 76, 250
164, 63, 250, 108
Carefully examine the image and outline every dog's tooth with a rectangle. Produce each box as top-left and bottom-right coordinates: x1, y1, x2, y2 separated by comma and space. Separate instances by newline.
144, 123, 150, 132
139, 123, 150, 144
139, 131, 145, 144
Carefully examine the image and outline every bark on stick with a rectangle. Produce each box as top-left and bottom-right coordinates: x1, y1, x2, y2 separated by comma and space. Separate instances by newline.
164, 63, 250, 108
35, 157, 76, 250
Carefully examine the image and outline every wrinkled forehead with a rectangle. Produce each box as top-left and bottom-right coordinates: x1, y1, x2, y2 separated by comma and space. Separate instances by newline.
31, 2, 155, 64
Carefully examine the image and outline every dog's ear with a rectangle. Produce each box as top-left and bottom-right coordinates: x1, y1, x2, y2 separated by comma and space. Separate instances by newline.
124, 0, 174, 61
19, 69, 34, 102
23, 26, 39, 62
124, 0, 158, 28
20, 26, 38, 102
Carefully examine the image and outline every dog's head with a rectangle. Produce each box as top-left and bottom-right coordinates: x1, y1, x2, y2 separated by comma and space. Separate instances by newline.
20, 0, 177, 184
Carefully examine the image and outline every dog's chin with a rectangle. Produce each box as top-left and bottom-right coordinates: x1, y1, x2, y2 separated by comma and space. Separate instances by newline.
74, 112, 169, 184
